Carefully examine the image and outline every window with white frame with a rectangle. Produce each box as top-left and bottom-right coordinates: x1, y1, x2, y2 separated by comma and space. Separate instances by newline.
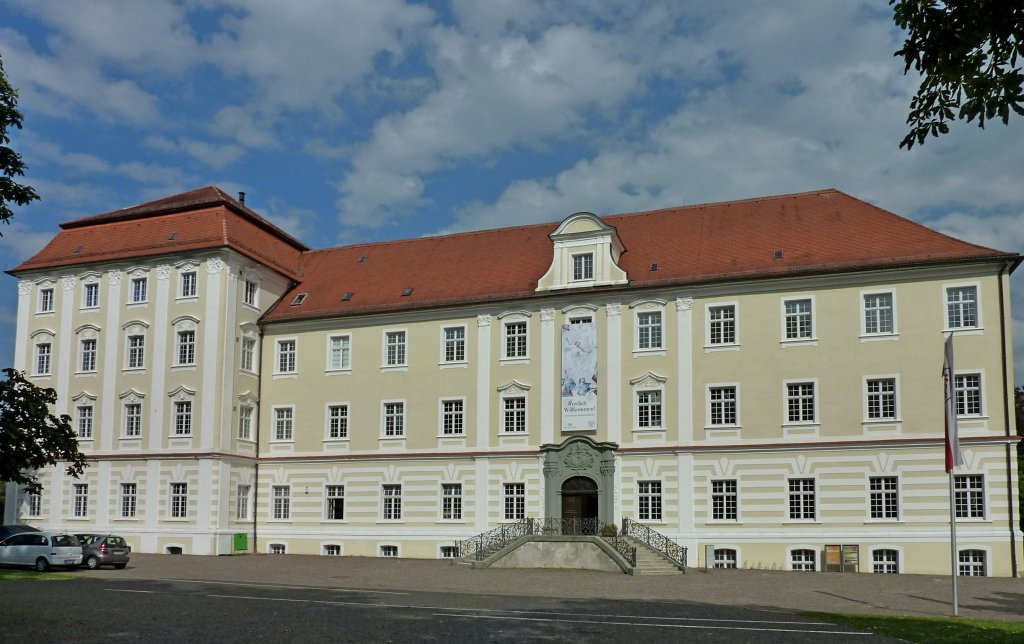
873, 549, 899, 573
946, 285, 978, 329
638, 480, 662, 520
441, 399, 464, 435
270, 543, 286, 554
786, 382, 816, 423
272, 485, 290, 519
238, 405, 254, 440
442, 326, 466, 363
790, 549, 816, 571
236, 484, 251, 520
385, 330, 406, 366
39, 287, 54, 313
176, 330, 196, 366
572, 253, 594, 281
328, 335, 351, 371
26, 491, 41, 517
713, 548, 737, 569
241, 337, 256, 372
788, 478, 816, 520
124, 402, 142, 437
637, 311, 663, 350
327, 405, 348, 439
954, 373, 983, 416
440, 546, 459, 559
783, 298, 813, 340
503, 482, 526, 520
954, 474, 985, 519
127, 335, 145, 369
712, 480, 738, 521
83, 282, 99, 308
863, 292, 895, 335
958, 549, 986, 576
80, 338, 97, 372
637, 390, 662, 429
380, 545, 398, 557
130, 277, 148, 303
382, 484, 402, 520
708, 386, 738, 426
120, 483, 136, 518
441, 483, 462, 520
323, 544, 341, 556
502, 396, 526, 433
179, 270, 197, 298
503, 321, 528, 358
708, 304, 736, 345
73, 483, 89, 517
273, 407, 294, 441
276, 339, 296, 373
869, 476, 899, 519
243, 279, 259, 307
35, 342, 52, 375
325, 485, 345, 520
866, 378, 897, 420
383, 402, 404, 437
170, 482, 188, 518
174, 400, 192, 435
77, 405, 94, 439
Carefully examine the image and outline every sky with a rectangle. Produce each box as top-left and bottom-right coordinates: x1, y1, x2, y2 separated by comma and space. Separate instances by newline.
0, 0, 1022, 384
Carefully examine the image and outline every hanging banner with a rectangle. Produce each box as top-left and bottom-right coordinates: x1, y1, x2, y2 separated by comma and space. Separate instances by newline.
561, 321, 598, 430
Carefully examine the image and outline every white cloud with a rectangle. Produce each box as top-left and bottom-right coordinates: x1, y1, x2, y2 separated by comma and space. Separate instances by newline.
0, 220, 60, 265
178, 139, 246, 170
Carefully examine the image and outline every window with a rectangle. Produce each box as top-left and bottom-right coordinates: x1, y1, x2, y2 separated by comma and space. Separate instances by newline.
711, 480, 738, 521
954, 373, 983, 416
869, 476, 899, 519
244, 279, 258, 306
382, 484, 402, 520
503, 483, 526, 520
958, 549, 986, 576
441, 483, 462, 520
791, 549, 816, 571
873, 549, 899, 574
180, 271, 197, 298
174, 401, 192, 435
866, 378, 897, 420
84, 282, 99, 308
709, 386, 737, 426
26, 491, 41, 517
572, 253, 594, 280
73, 483, 89, 517
176, 330, 196, 366
124, 403, 142, 437
323, 545, 341, 556
637, 390, 662, 429
276, 339, 297, 373
274, 407, 294, 441
380, 545, 398, 557
35, 342, 51, 375
786, 382, 816, 423
946, 286, 978, 329
954, 474, 985, 519
783, 298, 813, 340
503, 397, 526, 433
328, 335, 350, 370
127, 335, 145, 369
241, 338, 256, 372
442, 326, 465, 363
328, 405, 348, 439
788, 478, 816, 520
119, 483, 137, 518
637, 311, 662, 350
80, 339, 97, 372
863, 292, 894, 334
383, 402, 405, 437
270, 543, 286, 554
708, 305, 736, 345
236, 485, 250, 520
77, 405, 94, 439
504, 321, 528, 358
713, 548, 737, 569
272, 485, 290, 519
325, 485, 345, 520
440, 546, 459, 559
39, 287, 54, 313
441, 400, 464, 435
170, 482, 188, 518
238, 405, 253, 440
130, 277, 147, 303
385, 331, 406, 366
638, 481, 662, 520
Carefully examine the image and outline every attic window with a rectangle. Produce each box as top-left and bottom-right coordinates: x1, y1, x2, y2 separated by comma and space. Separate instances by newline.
341, 292, 353, 301
774, 250, 784, 260
290, 293, 307, 306
169, 232, 177, 240
650, 263, 659, 271
74, 245, 83, 253
358, 256, 367, 263
402, 288, 414, 297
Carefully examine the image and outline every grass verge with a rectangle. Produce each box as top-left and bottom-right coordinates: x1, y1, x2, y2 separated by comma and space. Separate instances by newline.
804, 611, 1024, 643
0, 568, 79, 581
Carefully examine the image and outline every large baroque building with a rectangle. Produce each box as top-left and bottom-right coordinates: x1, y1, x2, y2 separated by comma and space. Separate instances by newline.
4, 186, 1021, 576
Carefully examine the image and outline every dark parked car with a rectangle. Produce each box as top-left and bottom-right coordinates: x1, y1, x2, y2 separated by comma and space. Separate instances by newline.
74, 534, 131, 569
0, 524, 41, 541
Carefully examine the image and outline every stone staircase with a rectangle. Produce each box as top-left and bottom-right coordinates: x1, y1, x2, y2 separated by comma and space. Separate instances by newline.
628, 538, 684, 575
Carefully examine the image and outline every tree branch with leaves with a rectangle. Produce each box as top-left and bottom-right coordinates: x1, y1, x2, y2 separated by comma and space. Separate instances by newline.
0, 52, 39, 226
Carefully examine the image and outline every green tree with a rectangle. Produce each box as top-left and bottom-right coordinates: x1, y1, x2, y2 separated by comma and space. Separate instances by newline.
891, 0, 1024, 149
0, 52, 39, 226
0, 370, 86, 496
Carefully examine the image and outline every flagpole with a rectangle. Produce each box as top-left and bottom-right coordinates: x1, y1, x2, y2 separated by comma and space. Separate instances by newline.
948, 468, 959, 616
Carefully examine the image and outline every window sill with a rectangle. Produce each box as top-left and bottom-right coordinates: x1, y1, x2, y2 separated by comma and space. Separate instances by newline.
437, 433, 466, 439
122, 367, 145, 374
632, 427, 665, 433
943, 327, 984, 336
780, 338, 817, 348
118, 435, 143, 441
175, 296, 199, 303
324, 369, 352, 376
75, 371, 98, 376
863, 520, 904, 524
860, 333, 899, 343
320, 520, 348, 525
272, 373, 298, 379
65, 517, 91, 521
500, 357, 530, 365
242, 302, 260, 313
439, 361, 468, 369
498, 431, 529, 437
704, 521, 741, 525
35, 311, 55, 317
165, 517, 191, 522
171, 365, 197, 372
704, 344, 740, 353
782, 520, 821, 525
380, 365, 408, 373
269, 439, 294, 444
376, 520, 406, 524
169, 434, 193, 439
632, 348, 666, 357
323, 437, 350, 443
436, 519, 466, 524
127, 301, 148, 307
237, 438, 256, 444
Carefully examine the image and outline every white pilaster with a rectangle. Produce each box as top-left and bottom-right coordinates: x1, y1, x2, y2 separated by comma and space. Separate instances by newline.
606, 303, 622, 444
475, 315, 491, 449
676, 298, 694, 442
14, 280, 31, 371
149, 265, 172, 450
540, 308, 555, 444
220, 263, 239, 452
474, 456, 488, 532
201, 258, 224, 450
56, 276, 75, 416
100, 271, 122, 451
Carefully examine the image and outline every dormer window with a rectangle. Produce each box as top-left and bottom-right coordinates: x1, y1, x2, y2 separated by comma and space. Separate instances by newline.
536, 212, 627, 292
572, 253, 594, 281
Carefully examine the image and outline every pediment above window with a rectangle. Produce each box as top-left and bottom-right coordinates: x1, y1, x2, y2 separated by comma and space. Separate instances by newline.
537, 212, 628, 292
497, 380, 531, 396
629, 371, 667, 389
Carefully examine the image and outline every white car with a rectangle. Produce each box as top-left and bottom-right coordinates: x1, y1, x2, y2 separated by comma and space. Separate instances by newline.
0, 531, 83, 571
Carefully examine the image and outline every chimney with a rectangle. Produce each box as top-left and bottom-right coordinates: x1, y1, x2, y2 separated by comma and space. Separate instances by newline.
238, 191, 246, 205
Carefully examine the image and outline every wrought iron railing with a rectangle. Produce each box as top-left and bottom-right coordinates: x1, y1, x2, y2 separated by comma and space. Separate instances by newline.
621, 517, 687, 571
456, 518, 534, 561
456, 518, 636, 566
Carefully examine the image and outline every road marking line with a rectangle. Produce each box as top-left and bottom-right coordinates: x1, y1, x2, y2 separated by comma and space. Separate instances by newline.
137, 578, 408, 595
107, 589, 156, 594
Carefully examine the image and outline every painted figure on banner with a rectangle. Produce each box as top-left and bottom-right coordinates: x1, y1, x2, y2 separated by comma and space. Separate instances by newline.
561, 322, 598, 429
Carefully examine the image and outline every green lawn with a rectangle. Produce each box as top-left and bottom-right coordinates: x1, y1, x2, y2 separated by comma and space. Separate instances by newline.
0, 568, 78, 580
805, 612, 1024, 643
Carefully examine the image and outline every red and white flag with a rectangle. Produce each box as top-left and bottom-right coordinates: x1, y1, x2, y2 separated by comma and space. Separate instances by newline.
942, 334, 964, 472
